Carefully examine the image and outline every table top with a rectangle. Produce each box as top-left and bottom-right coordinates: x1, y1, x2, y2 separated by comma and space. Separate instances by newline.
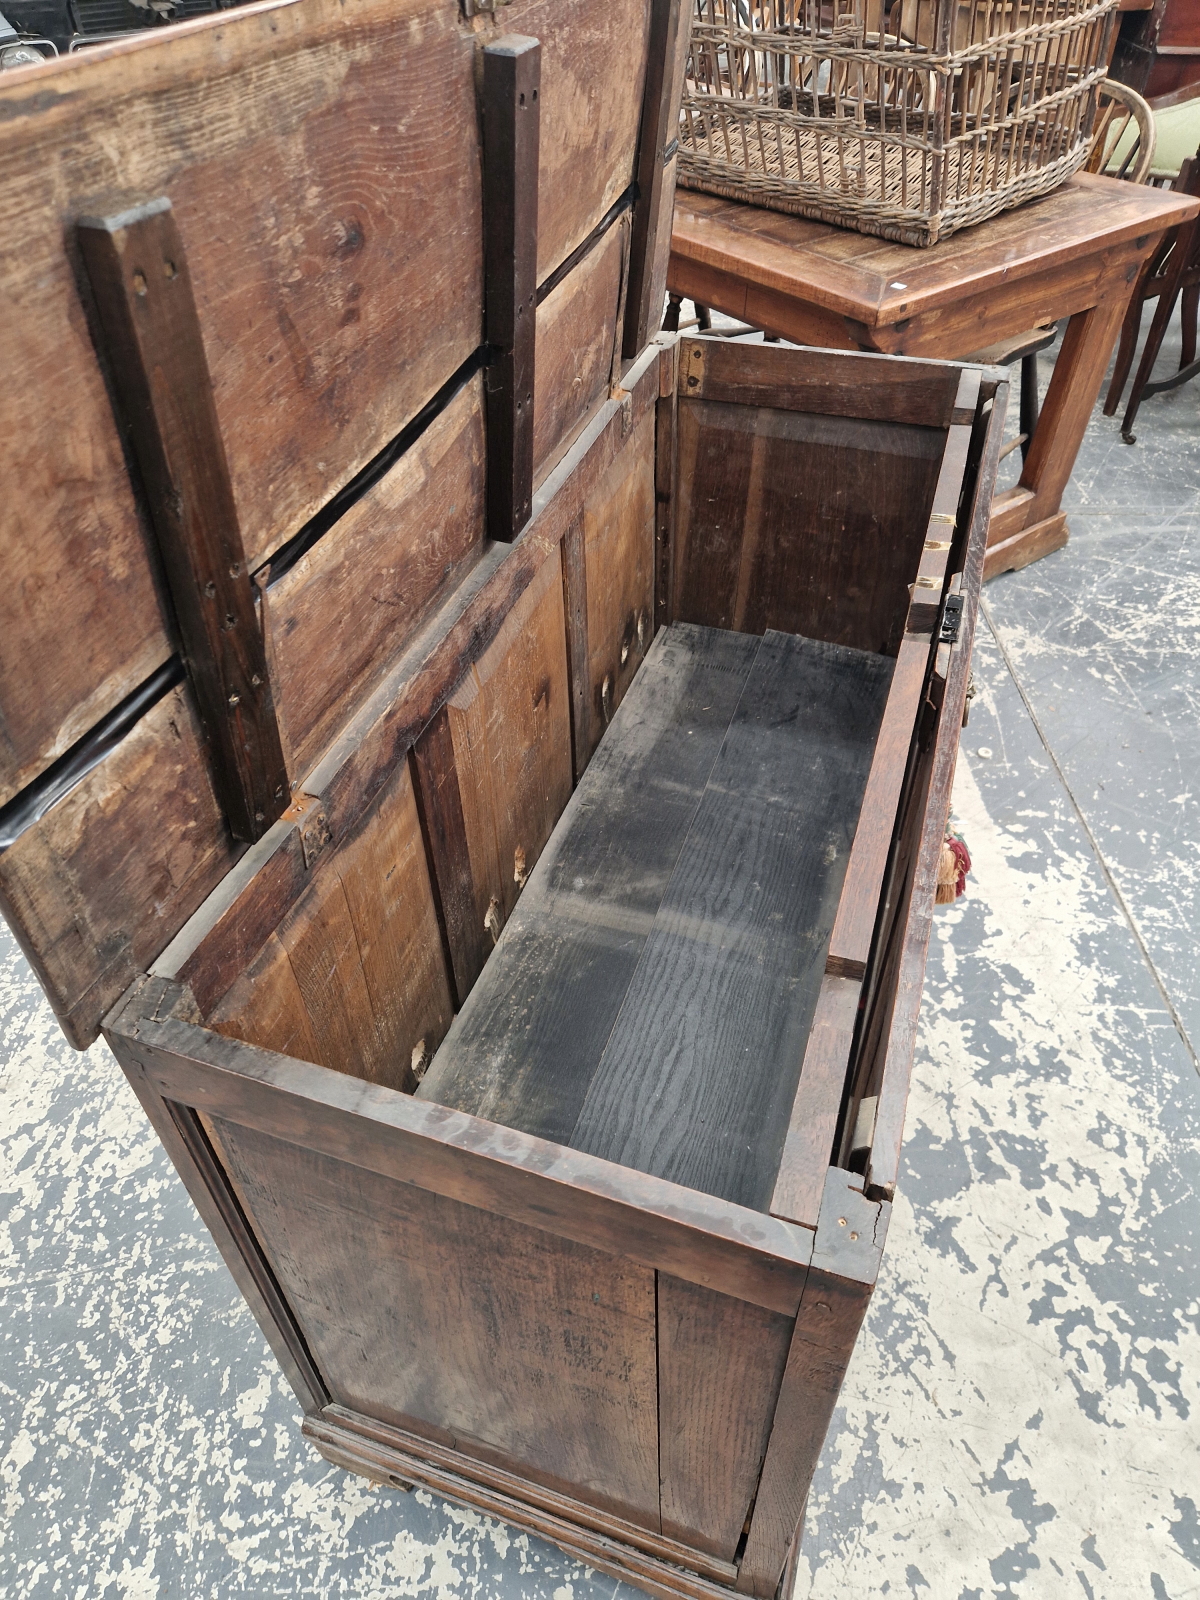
672, 174, 1200, 330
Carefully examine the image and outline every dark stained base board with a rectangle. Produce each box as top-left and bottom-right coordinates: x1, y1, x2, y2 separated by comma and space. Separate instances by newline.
420, 622, 893, 1211
304, 1405, 749, 1600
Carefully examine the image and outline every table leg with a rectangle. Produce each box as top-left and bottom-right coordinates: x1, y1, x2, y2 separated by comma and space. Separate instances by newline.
984, 288, 1133, 580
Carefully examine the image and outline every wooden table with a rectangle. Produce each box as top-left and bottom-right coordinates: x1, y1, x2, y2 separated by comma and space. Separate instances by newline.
669, 173, 1200, 578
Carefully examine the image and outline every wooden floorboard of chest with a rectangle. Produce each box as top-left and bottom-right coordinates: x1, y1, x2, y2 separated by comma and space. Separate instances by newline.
416, 624, 760, 1141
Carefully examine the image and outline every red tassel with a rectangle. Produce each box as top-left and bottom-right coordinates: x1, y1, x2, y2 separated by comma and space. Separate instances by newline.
936, 828, 971, 905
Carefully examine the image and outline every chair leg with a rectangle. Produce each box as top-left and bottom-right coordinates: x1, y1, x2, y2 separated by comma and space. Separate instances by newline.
1180, 281, 1199, 369
1126, 275, 1190, 438
1019, 351, 1039, 464
695, 303, 712, 331
1104, 278, 1153, 416
663, 293, 683, 334
1122, 234, 1194, 442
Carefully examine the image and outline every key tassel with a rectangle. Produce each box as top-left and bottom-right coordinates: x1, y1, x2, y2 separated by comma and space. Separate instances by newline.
936, 826, 971, 905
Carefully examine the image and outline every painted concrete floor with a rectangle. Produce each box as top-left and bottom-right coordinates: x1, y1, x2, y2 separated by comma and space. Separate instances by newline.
2, 316, 1199, 1600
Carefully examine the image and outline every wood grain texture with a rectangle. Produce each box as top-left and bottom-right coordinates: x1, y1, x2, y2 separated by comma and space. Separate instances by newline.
769, 974, 862, 1230
677, 336, 964, 426
210, 759, 451, 1091
579, 404, 657, 762
841, 388, 1005, 1187
301, 344, 662, 847
411, 708, 481, 1008
115, 1003, 812, 1317
534, 216, 626, 481
671, 392, 946, 657
0, 682, 242, 1048
670, 178, 1199, 332
0, 0, 482, 803
624, 0, 692, 357
165, 804, 312, 1016
266, 377, 487, 779
77, 201, 290, 844
208, 932, 324, 1066
735, 1266, 874, 1597
571, 631, 892, 1211
205, 1114, 663, 1529
504, 0, 650, 283
417, 625, 759, 1143
164, 350, 664, 1039
443, 552, 573, 978
657, 1274, 793, 1562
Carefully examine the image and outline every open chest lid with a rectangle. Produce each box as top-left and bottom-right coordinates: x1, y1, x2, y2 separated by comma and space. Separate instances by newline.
0, 0, 690, 1047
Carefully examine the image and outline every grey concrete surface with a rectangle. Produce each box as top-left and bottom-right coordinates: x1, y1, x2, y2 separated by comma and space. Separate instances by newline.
1, 309, 1197, 1600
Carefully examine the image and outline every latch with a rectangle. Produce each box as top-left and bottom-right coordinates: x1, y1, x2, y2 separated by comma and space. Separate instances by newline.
939, 593, 964, 645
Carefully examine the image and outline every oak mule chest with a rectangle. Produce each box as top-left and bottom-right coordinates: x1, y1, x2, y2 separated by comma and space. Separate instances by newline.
0, 2, 1007, 1596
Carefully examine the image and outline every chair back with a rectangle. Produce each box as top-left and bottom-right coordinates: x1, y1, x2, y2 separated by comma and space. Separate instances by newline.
1087, 78, 1157, 184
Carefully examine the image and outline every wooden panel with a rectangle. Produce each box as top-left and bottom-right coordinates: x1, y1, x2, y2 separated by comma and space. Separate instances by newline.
266, 376, 487, 779
115, 992, 813, 1317
304, 343, 662, 846
736, 1267, 874, 1597
506, 0, 650, 282
534, 216, 627, 480
444, 552, 573, 969
417, 625, 759, 1143
212, 760, 452, 1093
657, 1274, 793, 1562
558, 393, 659, 777
0, 682, 241, 1048
206, 1115, 663, 1529
166, 349, 665, 1036
0, 0, 482, 803
577, 402, 656, 762
571, 632, 893, 1211
672, 395, 946, 655
678, 337, 964, 427
329, 762, 454, 1084
209, 932, 324, 1067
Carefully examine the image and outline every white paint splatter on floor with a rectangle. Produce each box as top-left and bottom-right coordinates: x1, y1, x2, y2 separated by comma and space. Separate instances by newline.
799, 701, 1200, 1599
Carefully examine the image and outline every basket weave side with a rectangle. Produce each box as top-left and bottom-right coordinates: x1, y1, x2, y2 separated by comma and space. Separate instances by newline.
678, 0, 1120, 246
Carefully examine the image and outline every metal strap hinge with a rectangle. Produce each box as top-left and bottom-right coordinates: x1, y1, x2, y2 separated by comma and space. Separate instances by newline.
940, 593, 964, 645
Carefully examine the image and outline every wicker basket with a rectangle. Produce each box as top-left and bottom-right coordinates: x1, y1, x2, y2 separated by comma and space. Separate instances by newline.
678, 0, 1120, 245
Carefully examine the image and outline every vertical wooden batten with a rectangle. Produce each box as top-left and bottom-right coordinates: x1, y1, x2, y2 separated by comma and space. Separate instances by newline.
77, 199, 289, 844
483, 36, 541, 541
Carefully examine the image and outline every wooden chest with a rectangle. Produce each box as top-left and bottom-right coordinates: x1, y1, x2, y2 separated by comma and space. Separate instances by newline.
0, 3, 1007, 1595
